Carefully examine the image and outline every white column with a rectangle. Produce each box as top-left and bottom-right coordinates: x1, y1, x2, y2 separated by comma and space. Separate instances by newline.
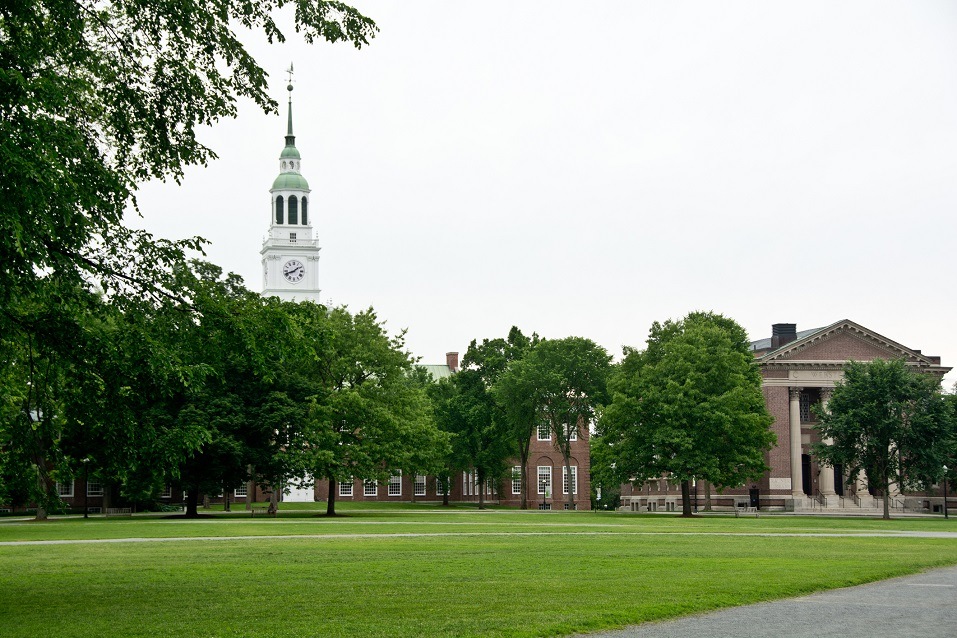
818, 388, 836, 498
789, 387, 804, 499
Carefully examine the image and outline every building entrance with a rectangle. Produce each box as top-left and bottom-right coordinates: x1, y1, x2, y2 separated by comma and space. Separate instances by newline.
802, 454, 812, 496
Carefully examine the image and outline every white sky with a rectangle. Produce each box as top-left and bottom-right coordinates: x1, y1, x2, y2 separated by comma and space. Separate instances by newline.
131, 1, 957, 389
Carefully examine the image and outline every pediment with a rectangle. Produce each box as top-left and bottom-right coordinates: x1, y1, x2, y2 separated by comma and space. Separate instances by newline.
759, 320, 937, 367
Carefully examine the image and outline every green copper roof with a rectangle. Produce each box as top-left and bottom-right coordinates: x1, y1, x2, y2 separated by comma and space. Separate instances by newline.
272, 173, 309, 190
280, 145, 301, 159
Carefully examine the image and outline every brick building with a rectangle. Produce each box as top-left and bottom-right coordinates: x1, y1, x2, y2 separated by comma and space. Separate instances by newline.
622, 320, 952, 514
305, 351, 592, 510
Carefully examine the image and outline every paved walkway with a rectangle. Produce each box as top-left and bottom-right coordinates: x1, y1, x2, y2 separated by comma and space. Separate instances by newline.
585, 564, 957, 638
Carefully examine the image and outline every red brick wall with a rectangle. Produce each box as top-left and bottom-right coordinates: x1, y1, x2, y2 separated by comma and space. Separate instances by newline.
777, 331, 899, 362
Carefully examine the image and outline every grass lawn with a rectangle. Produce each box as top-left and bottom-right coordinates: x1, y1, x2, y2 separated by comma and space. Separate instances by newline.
1, 508, 955, 637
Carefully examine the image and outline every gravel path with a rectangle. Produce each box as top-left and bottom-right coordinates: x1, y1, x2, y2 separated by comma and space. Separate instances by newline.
582, 564, 957, 638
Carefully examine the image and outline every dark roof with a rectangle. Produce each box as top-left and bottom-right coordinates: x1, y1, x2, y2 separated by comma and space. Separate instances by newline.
750, 327, 823, 352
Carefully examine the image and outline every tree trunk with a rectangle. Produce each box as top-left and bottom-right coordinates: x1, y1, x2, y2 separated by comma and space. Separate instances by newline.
478, 469, 485, 510
185, 487, 200, 517
223, 482, 230, 512
681, 480, 693, 517
326, 477, 337, 516
245, 465, 253, 511
267, 485, 278, 514
882, 480, 891, 520
33, 465, 50, 521
704, 481, 713, 511
442, 477, 449, 506
563, 449, 575, 511
519, 440, 530, 510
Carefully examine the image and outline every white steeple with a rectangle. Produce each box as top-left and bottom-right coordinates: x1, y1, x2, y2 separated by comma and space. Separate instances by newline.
261, 64, 322, 303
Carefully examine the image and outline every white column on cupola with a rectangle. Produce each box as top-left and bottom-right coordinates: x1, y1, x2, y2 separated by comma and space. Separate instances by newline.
260, 62, 322, 303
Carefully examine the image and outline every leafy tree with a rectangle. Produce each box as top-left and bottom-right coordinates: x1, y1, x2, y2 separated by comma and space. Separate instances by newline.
464, 326, 538, 508
814, 359, 954, 520
500, 337, 610, 510
300, 306, 446, 516
1, 0, 378, 513
1, 0, 376, 305
599, 312, 774, 517
430, 370, 511, 509
588, 431, 621, 510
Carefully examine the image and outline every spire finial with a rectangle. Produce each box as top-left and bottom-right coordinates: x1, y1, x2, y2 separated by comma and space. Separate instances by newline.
284, 62, 295, 145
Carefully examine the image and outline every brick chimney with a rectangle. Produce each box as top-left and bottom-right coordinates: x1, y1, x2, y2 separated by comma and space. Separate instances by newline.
446, 352, 459, 373
770, 323, 797, 349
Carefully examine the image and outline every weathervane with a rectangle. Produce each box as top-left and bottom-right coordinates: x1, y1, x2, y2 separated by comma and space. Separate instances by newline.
286, 62, 295, 92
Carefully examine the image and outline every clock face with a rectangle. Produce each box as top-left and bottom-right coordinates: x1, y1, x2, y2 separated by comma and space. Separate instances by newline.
283, 259, 305, 283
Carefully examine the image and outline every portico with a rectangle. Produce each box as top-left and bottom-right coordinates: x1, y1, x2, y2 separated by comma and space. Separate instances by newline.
622, 319, 951, 514
754, 320, 951, 512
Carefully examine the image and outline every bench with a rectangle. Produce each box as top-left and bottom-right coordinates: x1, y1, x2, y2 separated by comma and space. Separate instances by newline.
734, 503, 759, 518
104, 507, 132, 517
251, 508, 275, 517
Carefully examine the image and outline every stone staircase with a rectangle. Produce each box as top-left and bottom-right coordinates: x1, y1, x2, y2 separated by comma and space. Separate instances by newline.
794, 495, 933, 516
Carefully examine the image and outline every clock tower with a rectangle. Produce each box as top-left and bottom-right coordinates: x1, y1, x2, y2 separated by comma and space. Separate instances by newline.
261, 73, 322, 303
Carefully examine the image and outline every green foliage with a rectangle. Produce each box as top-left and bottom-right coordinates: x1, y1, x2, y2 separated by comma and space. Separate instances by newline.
498, 336, 611, 508
0, 0, 379, 517
600, 312, 774, 515
462, 326, 537, 507
814, 359, 954, 519
300, 307, 447, 514
1, 0, 376, 303
429, 369, 510, 509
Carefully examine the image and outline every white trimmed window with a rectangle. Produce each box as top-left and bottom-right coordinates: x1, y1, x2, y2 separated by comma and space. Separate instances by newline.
537, 422, 551, 441
160, 485, 172, 499
339, 479, 354, 497
435, 478, 445, 495
388, 472, 402, 497
56, 481, 74, 498
566, 424, 578, 442
363, 480, 377, 497
511, 466, 522, 495
563, 466, 578, 495
414, 475, 426, 497
234, 484, 248, 498
86, 481, 104, 497
537, 466, 552, 495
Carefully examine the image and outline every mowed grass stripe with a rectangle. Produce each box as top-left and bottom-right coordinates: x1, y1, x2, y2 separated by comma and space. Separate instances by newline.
2, 511, 956, 543
4, 529, 957, 546
1, 517, 956, 637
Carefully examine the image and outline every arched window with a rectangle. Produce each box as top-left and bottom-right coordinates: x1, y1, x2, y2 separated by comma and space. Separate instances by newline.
288, 195, 299, 225
275, 196, 284, 224
301, 197, 308, 224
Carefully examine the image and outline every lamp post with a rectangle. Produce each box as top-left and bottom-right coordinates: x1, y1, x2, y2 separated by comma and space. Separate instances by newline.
944, 465, 949, 520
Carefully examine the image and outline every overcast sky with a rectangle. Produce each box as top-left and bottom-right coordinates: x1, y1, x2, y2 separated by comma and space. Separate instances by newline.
131, 1, 957, 389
